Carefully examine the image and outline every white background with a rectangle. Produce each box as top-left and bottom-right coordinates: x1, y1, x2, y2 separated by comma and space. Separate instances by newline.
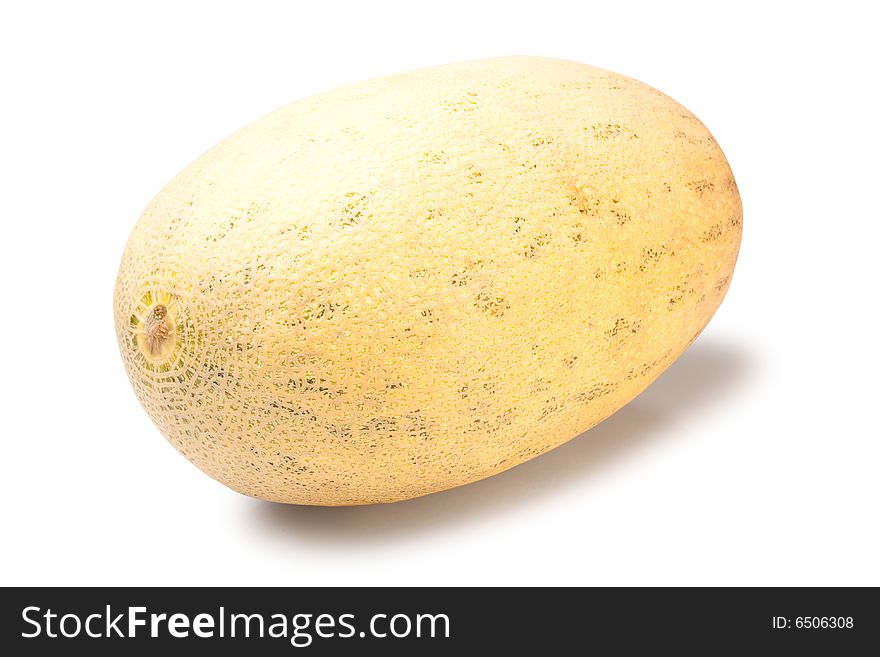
2, 1, 878, 586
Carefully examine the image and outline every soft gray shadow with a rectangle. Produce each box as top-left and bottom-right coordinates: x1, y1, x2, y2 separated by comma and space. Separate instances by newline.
250, 339, 756, 544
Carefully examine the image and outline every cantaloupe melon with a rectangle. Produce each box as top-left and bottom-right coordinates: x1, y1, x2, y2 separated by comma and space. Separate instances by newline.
114, 56, 742, 505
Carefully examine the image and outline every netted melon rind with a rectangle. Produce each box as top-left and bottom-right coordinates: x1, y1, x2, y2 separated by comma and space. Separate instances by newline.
114, 57, 742, 505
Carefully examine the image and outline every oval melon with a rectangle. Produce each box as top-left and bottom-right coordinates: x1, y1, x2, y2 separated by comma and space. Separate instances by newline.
114, 56, 742, 505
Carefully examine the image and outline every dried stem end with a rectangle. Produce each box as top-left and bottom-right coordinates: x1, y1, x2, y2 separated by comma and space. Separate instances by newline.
143, 304, 172, 357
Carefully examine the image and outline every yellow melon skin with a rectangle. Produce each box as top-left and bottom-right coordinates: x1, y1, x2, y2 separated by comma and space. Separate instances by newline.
114, 57, 742, 505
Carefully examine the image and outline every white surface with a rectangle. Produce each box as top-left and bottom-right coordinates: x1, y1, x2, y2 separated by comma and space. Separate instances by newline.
1, 1, 878, 586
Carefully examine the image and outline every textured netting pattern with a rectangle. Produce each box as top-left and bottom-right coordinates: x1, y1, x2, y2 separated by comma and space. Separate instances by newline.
114, 57, 742, 504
